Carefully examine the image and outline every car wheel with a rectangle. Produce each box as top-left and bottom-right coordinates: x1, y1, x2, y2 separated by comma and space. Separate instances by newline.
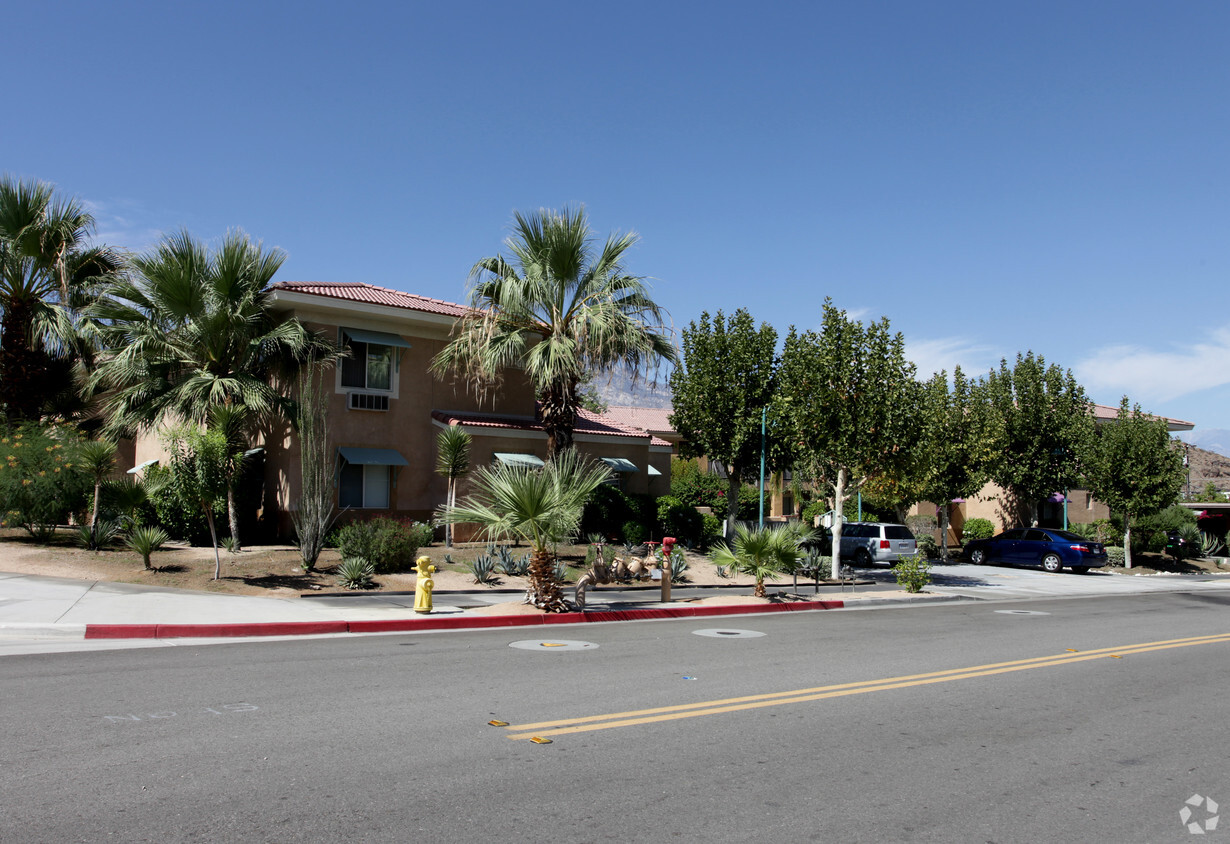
855, 548, 873, 568
1071, 566, 1090, 574
1041, 553, 1063, 573
970, 548, 986, 565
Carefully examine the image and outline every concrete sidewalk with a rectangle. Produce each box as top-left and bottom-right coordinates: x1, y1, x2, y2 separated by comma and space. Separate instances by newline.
3, 563, 1229, 653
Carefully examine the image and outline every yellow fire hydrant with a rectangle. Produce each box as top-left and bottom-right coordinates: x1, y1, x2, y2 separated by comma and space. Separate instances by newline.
413, 556, 435, 613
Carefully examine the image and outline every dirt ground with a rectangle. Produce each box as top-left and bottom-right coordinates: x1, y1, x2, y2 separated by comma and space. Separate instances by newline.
1, 528, 1222, 600
0, 529, 767, 598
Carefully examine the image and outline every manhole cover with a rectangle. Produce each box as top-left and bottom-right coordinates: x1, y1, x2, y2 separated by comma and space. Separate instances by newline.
692, 628, 766, 639
509, 639, 599, 652
994, 610, 1051, 616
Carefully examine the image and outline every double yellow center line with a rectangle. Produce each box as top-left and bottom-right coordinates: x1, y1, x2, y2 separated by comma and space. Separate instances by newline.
501, 632, 1230, 740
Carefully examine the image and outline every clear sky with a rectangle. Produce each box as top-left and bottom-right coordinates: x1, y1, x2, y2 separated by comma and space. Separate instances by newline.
8, 1, 1229, 435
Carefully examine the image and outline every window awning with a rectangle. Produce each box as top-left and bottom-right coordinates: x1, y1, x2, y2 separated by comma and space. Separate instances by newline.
337, 447, 409, 466
600, 457, 638, 473
647, 465, 662, 476
126, 458, 159, 475
494, 452, 545, 469
342, 328, 412, 349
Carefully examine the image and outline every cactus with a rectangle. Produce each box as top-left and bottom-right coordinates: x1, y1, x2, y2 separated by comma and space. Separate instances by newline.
469, 554, 498, 584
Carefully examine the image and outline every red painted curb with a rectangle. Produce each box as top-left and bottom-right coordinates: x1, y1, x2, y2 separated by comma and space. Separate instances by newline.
83, 599, 845, 640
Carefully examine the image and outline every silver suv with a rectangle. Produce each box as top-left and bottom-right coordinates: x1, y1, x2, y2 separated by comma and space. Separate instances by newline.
839, 522, 917, 566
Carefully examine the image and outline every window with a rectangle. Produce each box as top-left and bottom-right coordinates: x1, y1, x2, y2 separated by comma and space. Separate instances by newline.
339, 463, 390, 509
338, 328, 410, 393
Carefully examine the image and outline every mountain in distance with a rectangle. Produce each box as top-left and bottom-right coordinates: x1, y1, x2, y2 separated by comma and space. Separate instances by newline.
1180, 429, 1230, 459
593, 366, 673, 410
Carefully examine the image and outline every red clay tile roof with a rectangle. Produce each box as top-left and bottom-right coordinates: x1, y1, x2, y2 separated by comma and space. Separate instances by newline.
272, 281, 471, 318
433, 405, 670, 446
603, 405, 677, 435
1092, 403, 1193, 429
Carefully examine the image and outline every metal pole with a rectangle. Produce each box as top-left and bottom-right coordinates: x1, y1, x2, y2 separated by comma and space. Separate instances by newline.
758, 406, 766, 529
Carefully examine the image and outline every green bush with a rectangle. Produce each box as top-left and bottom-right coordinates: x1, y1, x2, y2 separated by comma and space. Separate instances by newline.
398, 519, 435, 551
1105, 546, 1126, 567
336, 557, 375, 589
0, 423, 92, 541
669, 458, 727, 512
581, 485, 654, 540
915, 533, 939, 559
144, 464, 223, 545
736, 486, 764, 521
334, 517, 420, 574
701, 512, 723, 546
622, 520, 646, 545
657, 495, 703, 545
961, 518, 995, 542
893, 553, 931, 593
801, 500, 828, 526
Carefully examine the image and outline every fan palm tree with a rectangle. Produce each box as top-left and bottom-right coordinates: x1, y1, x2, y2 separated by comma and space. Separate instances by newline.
431, 206, 676, 457
85, 229, 334, 547
712, 522, 814, 598
0, 176, 121, 423
437, 449, 611, 610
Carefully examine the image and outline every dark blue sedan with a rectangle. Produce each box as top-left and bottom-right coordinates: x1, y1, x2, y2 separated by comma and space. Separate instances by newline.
963, 528, 1107, 573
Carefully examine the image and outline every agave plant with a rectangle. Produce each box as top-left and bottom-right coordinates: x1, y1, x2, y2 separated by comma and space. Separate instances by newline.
125, 525, 170, 570
470, 553, 498, 585
1200, 531, 1226, 558
77, 518, 123, 552
336, 557, 375, 590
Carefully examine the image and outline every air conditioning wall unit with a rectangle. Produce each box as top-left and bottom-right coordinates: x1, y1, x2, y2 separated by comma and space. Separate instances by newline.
348, 393, 389, 411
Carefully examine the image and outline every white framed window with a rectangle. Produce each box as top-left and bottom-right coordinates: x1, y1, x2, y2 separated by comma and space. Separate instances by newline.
338, 328, 410, 395
339, 463, 390, 509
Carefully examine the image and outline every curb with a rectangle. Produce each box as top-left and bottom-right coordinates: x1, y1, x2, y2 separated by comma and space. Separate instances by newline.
0, 622, 88, 640
83, 599, 846, 640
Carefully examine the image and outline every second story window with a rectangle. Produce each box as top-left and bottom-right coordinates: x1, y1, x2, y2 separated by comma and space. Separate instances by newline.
338, 328, 410, 393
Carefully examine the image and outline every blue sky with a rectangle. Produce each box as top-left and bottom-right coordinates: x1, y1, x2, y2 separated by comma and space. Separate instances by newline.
8, 1, 1229, 435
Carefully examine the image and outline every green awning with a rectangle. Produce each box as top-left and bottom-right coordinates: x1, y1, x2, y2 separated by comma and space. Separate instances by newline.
337, 447, 409, 466
494, 452, 545, 469
647, 464, 662, 476
600, 457, 639, 473
126, 458, 159, 475
342, 328, 412, 349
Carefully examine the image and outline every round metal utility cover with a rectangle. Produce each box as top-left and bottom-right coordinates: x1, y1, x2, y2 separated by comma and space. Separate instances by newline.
994, 610, 1051, 616
692, 628, 766, 639
509, 639, 599, 652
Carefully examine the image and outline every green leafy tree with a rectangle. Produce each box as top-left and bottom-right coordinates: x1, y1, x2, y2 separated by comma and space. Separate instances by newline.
669, 309, 791, 533
983, 352, 1095, 527
1083, 397, 1186, 568
163, 425, 230, 579
431, 206, 676, 457
778, 300, 922, 578
711, 522, 813, 598
435, 424, 471, 548
0, 423, 90, 541
912, 368, 998, 561
0, 176, 121, 423
75, 439, 118, 550
438, 449, 611, 610
85, 229, 334, 547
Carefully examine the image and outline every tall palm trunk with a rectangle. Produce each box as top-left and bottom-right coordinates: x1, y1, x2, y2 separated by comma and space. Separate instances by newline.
227, 487, 241, 552
527, 547, 566, 611
540, 380, 578, 457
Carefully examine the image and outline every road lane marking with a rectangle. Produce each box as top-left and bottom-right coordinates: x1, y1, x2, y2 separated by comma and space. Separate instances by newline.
502, 632, 1230, 740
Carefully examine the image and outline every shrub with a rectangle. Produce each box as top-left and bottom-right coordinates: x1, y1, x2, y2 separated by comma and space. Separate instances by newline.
126, 525, 170, 570
801, 500, 828, 526
669, 458, 727, 512
893, 553, 931, 593
962, 518, 995, 542
622, 520, 646, 546
334, 517, 420, 574
144, 464, 223, 545
581, 485, 654, 540
915, 533, 939, 559
669, 548, 689, 582
76, 518, 123, 551
0, 423, 91, 541
803, 551, 832, 580
657, 495, 703, 545
701, 513, 723, 546
336, 557, 375, 589
1105, 546, 1126, 567
905, 514, 937, 537
399, 519, 435, 550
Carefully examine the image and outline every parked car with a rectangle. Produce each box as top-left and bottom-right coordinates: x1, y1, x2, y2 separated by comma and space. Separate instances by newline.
963, 528, 1107, 573
840, 522, 917, 566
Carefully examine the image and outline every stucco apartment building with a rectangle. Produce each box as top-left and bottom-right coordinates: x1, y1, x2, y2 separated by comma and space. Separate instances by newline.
170, 282, 673, 538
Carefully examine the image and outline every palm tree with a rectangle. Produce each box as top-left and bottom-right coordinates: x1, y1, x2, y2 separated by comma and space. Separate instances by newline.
435, 424, 471, 548
438, 449, 611, 610
85, 229, 334, 548
431, 207, 677, 457
76, 439, 117, 548
0, 176, 121, 423
712, 522, 814, 598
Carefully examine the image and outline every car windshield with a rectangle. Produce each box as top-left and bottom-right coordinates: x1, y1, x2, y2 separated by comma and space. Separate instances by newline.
1050, 530, 1088, 543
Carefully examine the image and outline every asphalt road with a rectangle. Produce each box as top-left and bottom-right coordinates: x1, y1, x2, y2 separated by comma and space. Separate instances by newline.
4, 592, 1230, 842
